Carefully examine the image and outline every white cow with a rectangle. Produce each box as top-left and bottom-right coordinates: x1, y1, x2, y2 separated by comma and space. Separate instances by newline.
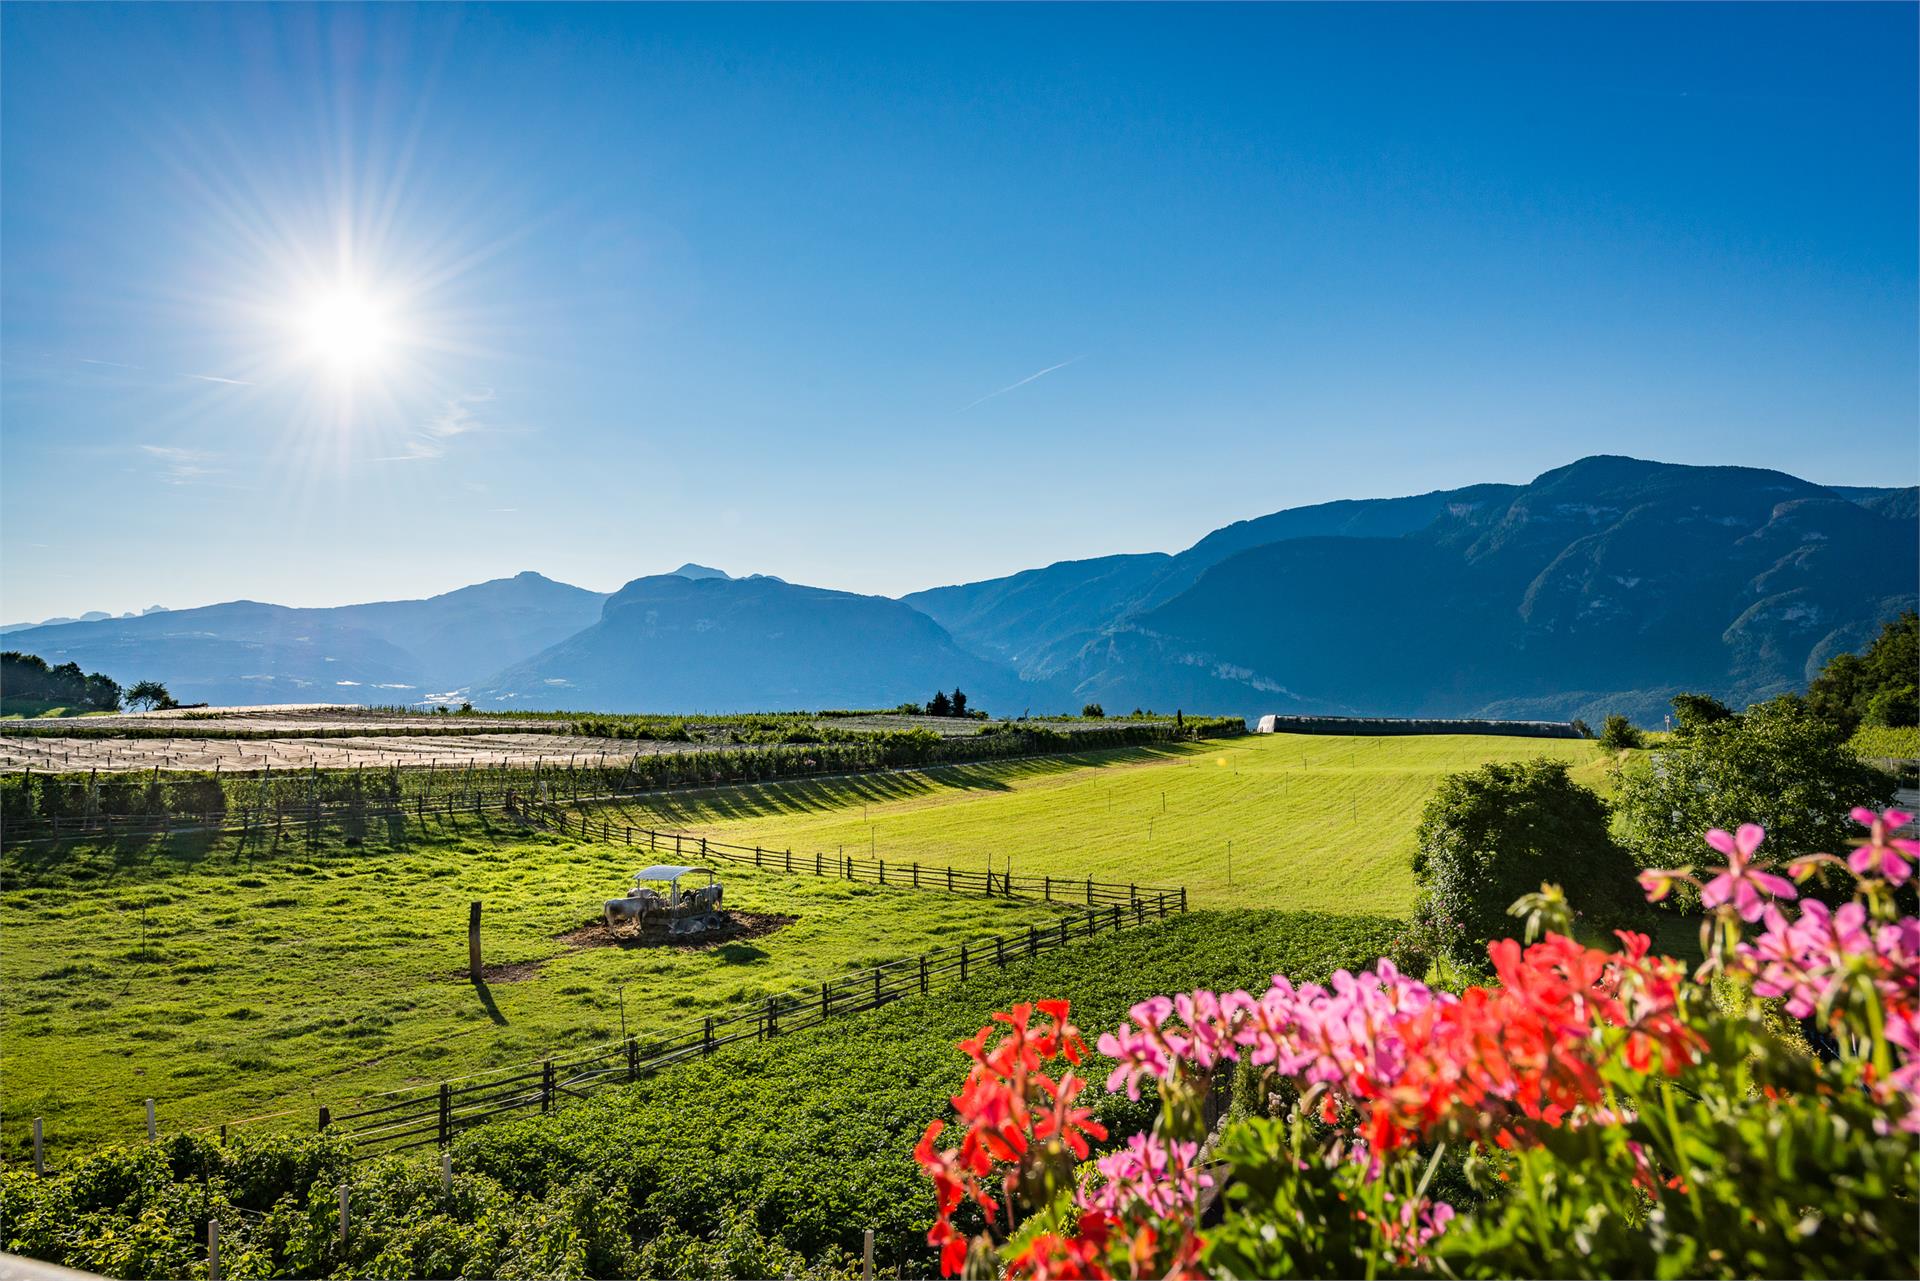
604, 887, 664, 929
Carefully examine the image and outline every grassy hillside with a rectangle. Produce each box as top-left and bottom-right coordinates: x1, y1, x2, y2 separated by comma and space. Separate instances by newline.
576, 732, 1605, 915
0, 815, 1070, 1157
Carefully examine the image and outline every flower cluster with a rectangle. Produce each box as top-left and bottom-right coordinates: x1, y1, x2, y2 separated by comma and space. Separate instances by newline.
918, 810, 1920, 1277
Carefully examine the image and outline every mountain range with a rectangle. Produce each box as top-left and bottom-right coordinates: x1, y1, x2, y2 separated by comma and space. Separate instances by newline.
4, 457, 1914, 723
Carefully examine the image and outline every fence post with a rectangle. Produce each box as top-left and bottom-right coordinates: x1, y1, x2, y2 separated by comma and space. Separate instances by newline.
815, 851, 822, 875
1086, 878, 1093, 906
1180, 887, 1187, 912
755, 845, 762, 868
626, 1036, 639, 1082
912, 863, 920, 888
960, 943, 968, 982
1029, 925, 1039, 956
1044, 875, 1051, 901
879, 858, 885, 885
442, 1149, 453, 1194
439, 1082, 451, 1147
468, 902, 483, 980
946, 867, 953, 892
541, 1060, 554, 1113
208, 1218, 220, 1281
786, 848, 792, 872
338, 1183, 350, 1245
32, 1117, 43, 1176
822, 981, 831, 1019
1113, 905, 1122, 932
318, 1105, 331, 1132
766, 997, 778, 1038
995, 937, 1005, 966
863, 1228, 875, 1281
705, 1016, 715, 1054
920, 955, 928, 994
146, 1098, 156, 1141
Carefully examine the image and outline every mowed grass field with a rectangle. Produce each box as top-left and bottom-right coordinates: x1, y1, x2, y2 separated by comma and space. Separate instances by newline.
580, 731, 1608, 915
0, 814, 1071, 1158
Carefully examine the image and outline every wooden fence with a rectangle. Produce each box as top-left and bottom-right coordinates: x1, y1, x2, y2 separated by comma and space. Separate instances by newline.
564, 813, 1185, 909
315, 897, 1184, 1154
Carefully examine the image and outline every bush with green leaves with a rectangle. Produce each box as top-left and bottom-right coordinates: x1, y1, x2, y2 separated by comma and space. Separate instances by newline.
1614, 697, 1886, 875
1598, 713, 1643, 750
1407, 759, 1641, 966
1807, 611, 1918, 734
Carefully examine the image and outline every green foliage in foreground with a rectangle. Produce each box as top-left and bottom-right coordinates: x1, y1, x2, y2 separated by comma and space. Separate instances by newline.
0, 910, 1399, 1280
1407, 759, 1641, 967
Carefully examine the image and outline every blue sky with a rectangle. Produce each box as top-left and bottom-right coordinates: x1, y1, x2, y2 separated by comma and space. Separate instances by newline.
3, 2, 1915, 622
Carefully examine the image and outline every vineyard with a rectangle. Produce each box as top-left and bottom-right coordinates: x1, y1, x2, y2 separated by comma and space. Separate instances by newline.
0, 716, 1240, 835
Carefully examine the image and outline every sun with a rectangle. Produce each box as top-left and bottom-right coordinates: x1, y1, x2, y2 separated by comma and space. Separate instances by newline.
297, 285, 399, 375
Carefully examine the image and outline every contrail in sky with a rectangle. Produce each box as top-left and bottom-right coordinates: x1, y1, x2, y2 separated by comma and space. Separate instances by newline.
964, 354, 1086, 410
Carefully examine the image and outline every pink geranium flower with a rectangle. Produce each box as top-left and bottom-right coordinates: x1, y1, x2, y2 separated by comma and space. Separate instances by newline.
1848, 807, 1917, 887
1699, 824, 1796, 922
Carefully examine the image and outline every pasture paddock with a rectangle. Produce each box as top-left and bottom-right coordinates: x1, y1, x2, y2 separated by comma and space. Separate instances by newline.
569, 731, 1606, 915
0, 812, 1071, 1159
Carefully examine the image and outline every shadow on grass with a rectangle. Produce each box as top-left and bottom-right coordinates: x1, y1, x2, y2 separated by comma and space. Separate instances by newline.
577, 743, 1206, 831
470, 977, 508, 1025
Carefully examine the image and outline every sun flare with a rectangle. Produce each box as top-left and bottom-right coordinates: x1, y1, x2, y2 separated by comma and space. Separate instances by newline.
297, 285, 399, 374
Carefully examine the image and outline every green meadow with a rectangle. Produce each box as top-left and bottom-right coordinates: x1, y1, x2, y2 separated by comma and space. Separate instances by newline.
1, 729, 1605, 1161
578, 731, 1605, 916
0, 815, 1070, 1158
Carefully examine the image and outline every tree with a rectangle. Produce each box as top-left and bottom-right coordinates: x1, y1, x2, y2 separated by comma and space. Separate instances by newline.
1081, 703, 1105, 719
1806, 612, 1918, 734
927, 690, 952, 717
950, 689, 968, 717
1599, 713, 1643, 750
81, 673, 122, 712
1613, 697, 1886, 874
1669, 692, 1734, 738
1408, 759, 1640, 967
125, 680, 176, 712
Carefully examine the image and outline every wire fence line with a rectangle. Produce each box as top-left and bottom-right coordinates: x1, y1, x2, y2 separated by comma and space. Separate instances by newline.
209, 895, 1184, 1159
562, 811, 1185, 909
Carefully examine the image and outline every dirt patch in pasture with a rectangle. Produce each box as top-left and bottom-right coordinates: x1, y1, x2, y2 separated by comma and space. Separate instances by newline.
555, 910, 797, 953
463, 959, 546, 983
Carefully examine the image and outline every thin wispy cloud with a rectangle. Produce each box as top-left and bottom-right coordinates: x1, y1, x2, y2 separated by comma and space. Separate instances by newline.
377, 388, 497, 462
964, 354, 1086, 410
140, 444, 224, 484
188, 373, 253, 386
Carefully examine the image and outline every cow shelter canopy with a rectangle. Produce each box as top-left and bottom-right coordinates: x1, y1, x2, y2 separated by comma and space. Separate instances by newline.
633, 865, 714, 883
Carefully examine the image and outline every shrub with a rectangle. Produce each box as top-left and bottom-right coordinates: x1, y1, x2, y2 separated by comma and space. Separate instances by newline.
1669, 691, 1734, 737
1807, 611, 1918, 735
1081, 704, 1105, 719
1614, 697, 1886, 877
1598, 713, 1642, 750
917, 810, 1920, 1279
1407, 760, 1640, 966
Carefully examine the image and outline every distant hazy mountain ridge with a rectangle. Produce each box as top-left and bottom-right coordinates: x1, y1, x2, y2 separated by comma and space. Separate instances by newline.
6, 458, 1913, 722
